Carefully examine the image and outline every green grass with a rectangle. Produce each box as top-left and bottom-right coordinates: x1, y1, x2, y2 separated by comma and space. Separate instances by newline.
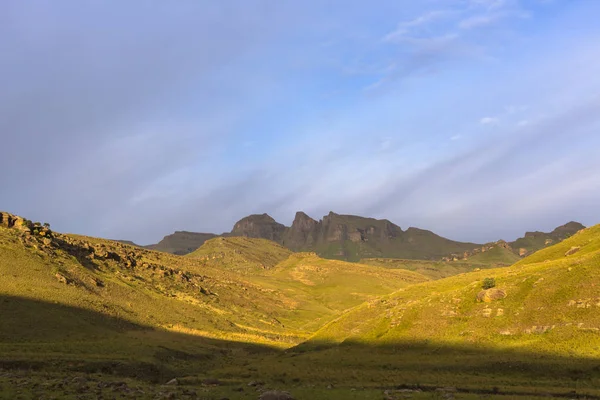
360, 257, 501, 280
187, 236, 293, 273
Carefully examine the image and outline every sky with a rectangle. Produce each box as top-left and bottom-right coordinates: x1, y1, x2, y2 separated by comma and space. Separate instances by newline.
2, 0, 600, 245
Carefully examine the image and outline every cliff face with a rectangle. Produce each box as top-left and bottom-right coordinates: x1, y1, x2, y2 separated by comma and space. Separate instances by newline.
284, 212, 319, 248
227, 211, 476, 262
230, 213, 287, 242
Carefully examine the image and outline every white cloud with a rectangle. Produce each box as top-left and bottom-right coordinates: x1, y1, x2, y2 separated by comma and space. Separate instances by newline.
480, 117, 500, 125
383, 10, 453, 42
459, 15, 498, 29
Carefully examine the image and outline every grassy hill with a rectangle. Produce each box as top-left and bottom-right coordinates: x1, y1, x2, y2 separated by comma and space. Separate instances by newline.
360, 258, 494, 280
187, 236, 293, 273
465, 245, 521, 265
313, 224, 600, 351
238, 224, 600, 396
188, 237, 428, 331
146, 231, 217, 255
510, 221, 585, 256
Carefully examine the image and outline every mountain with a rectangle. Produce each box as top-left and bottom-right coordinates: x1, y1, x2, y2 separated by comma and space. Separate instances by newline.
136, 213, 586, 268
510, 221, 585, 256
231, 211, 480, 262
229, 213, 287, 242
145, 230, 216, 255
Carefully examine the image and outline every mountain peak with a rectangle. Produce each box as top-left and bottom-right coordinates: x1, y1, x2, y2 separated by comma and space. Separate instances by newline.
230, 213, 286, 241
551, 221, 585, 235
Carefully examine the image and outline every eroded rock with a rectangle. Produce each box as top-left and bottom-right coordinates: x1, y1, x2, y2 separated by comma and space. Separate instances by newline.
477, 288, 507, 302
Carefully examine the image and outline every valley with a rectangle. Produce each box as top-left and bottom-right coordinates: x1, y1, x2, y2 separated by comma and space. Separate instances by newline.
0, 210, 598, 399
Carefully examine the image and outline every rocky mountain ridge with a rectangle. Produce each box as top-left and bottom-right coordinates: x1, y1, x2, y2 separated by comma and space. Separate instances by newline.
76, 209, 585, 262
227, 211, 477, 262
442, 221, 586, 262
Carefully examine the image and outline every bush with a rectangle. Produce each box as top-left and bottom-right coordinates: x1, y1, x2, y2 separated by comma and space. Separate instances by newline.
482, 277, 496, 289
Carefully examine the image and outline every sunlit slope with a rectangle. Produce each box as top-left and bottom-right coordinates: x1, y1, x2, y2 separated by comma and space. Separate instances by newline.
189, 237, 429, 331
1, 222, 425, 346
187, 236, 293, 272
243, 253, 429, 331
312, 224, 600, 357
360, 258, 495, 279
466, 245, 521, 265
0, 227, 304, 346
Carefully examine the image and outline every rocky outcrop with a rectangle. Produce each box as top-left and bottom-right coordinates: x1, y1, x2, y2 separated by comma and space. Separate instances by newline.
283, 211, 319, 248
565, 246, 581, 256
0, 211, 31, 231
477, 288, 507, 302
230, 213, 286, 242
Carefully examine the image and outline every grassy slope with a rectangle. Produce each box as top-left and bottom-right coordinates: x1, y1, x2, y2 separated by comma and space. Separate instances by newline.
360, 246, 520, 280
189, 237, 429, 331
0, 229, 303, 347
0, 227, 422, 355
360, 258, 497, 280
243, 253, 428, 331
312, 224, 600, 356
218, 226, 600, 397
315, 231, 479, 263
466, 245, 521, 265
187, 236, 293, 272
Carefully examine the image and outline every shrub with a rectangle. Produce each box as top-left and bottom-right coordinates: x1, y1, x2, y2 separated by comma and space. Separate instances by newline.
482, 277, 496, 289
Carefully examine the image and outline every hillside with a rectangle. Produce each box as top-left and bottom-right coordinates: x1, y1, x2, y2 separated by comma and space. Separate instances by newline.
0, 211, 426, 389
145, 230, 217, 255
188, 236, 293, 272
313, 224, 600, 350
360, 257, 497, 280
510, 221, 585, 256
438, 222, 584, 265
200, 224, 599, 398
188, 237, 428, 331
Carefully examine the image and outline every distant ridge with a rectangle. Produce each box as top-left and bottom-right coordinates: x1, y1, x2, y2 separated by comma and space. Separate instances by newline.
142, 211, 585, 262
227, 211, 478, 262
145, 231, 217, 255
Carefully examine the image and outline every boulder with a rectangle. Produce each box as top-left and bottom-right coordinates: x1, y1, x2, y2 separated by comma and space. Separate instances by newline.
55, 273, 71, 285
477, 288, 506, 302
259, 391, 294, 400
565, 246, 580, 256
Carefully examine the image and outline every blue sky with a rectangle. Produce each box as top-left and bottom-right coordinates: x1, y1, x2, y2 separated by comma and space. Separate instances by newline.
2, 0, 600, 244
